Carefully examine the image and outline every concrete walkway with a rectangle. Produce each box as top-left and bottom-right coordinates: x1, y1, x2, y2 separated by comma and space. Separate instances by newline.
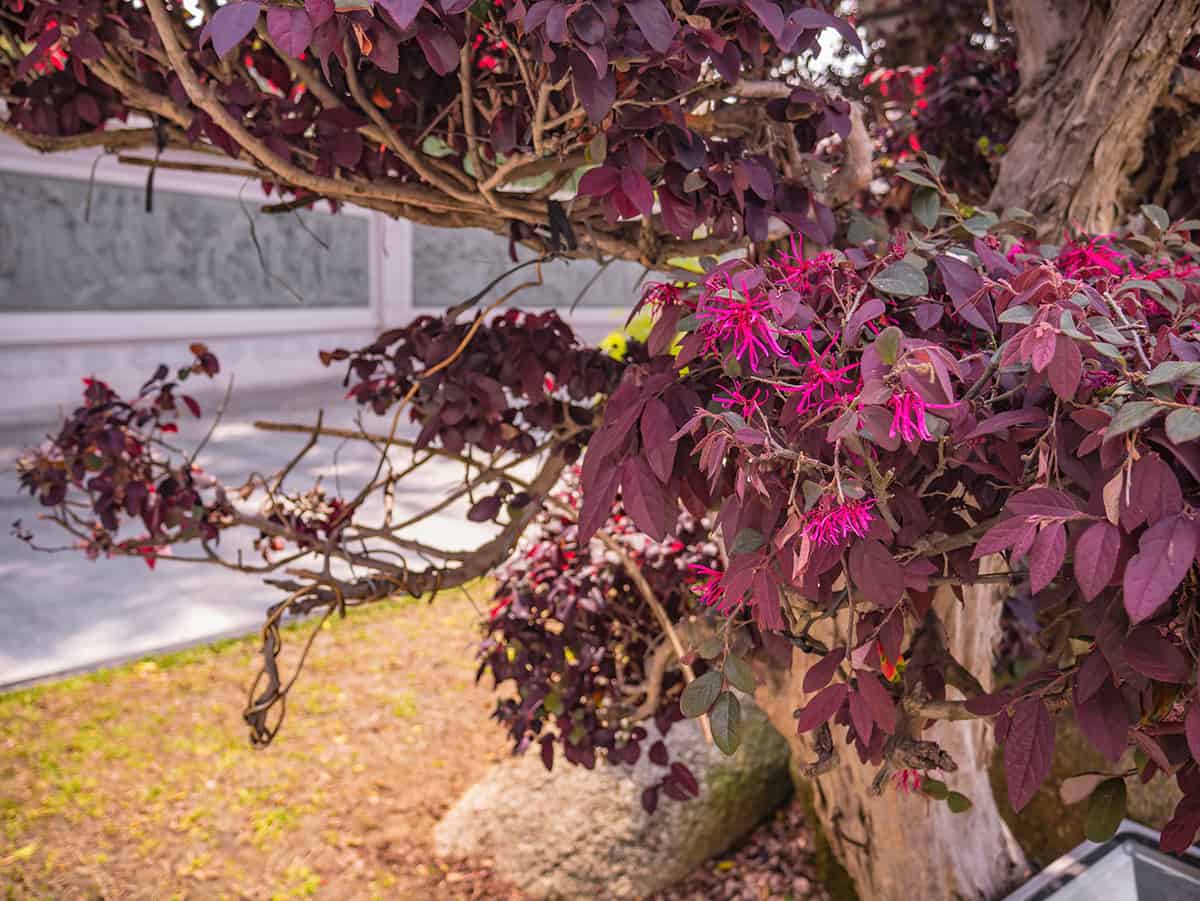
0, 380, 505, 687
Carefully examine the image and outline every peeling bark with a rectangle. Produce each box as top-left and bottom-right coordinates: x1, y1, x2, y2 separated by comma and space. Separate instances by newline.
755, 574, 1026, 901
989, 0, 1200, 234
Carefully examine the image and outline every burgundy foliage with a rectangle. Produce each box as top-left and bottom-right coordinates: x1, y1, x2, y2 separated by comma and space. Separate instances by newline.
478, 471, 721, 807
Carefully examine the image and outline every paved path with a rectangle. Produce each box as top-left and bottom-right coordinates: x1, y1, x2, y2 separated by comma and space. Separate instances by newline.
0, 381, 504, 687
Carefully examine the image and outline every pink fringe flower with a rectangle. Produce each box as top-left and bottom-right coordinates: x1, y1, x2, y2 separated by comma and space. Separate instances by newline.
714, 382, 767, 420
695, 273, 787, 371
775, 235, 838, 291
888, 389, 956, 443
894, 768, 923, 793
782, 336, 859, 417
802, 497, 876, 547
689, 562, 739, 613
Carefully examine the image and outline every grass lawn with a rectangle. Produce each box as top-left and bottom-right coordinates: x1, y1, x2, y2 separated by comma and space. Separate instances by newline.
0, 587, 521, 900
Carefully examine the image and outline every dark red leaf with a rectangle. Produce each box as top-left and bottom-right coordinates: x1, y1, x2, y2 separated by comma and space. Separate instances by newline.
848, 689, 874, 744
1124, 626, 1193, 683
626, 0, 676, 52
641, 786, 659, 814
802, 647, 845, 694
795, 682, 848, 733
1074, 678, 1129, 763
1124, 514, 1198, 623
1004, 697, 1055, 812
1074, 521, 1121, 602
202, 2, 262, 59
670, 762, 700, 797
1187, 702, 1200, 764
857, 672, 897, 734
1028, 522, 1067, 593
848, 539, 905, 607
266, 7, 313, 57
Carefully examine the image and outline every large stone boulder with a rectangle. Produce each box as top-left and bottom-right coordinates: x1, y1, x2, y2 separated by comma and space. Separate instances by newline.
433, 700, 792, 899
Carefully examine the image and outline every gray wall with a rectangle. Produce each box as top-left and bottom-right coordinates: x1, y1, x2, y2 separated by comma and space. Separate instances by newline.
411, 224, 647, 311
0, 172, 369, 311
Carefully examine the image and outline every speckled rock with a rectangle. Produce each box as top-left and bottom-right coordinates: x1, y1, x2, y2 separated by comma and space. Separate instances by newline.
432, 700, 792, 900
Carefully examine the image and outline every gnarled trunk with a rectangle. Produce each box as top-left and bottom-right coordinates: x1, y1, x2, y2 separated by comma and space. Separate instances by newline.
754, 577, 1026, 901
989, 0, 1200, 234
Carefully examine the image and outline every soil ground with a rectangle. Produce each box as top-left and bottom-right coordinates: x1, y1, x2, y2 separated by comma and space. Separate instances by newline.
0, 587, 827, 900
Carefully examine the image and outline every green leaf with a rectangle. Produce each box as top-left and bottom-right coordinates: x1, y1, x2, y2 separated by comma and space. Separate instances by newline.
896, 169, 938, 189
1084, 778, 1126, 843
1166, 408, 1200, 445
1105, 401, 1162, 439
680, 670, 723, 718
676, 313, 699, 332
1146, 361, 1200, 386
874, 326, 902, 365
946, 791, 972, 813
696, 637, 724, 660
913, 188, 939, 229
724, 654, 757, 694
921, 778, 949, 800
709, 691, 742, 755
729, 528, 764, 555
962, 214, 994, 237
421, 135, 455, 158
999, 305, 1035, 325
1141, 203, 1170, 232
870, 261, 929, 297
587, 132, 607, 164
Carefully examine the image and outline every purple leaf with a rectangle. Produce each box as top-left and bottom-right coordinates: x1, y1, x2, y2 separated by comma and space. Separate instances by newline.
973, 516, 1036, 559
202, 2, 262, 59
1187, 702, 1200, 763
620, 169, 655, 218
641, 786, 659, 814
1028, 522, 1067, 593
640, 397, 677, 483
1074, 521, 1121, 602
626, 0, 676, 53
848, 689, 874, 744
1048, 337, 1083, 401
794, 682, 847, 733
1074, 678, 1128, 763
936, 254, 993, 333
1124, 626, 1192, 683
266, 8, 313, 57
621, 457, 670, 540
416, 25, 459, 76
743, 0, 783, 39
1074, 651, 1111, 704
467, 494, 502, 522
578, 165, 620, 197
569, 50, 616, 122
1124, 514, 1198, 623
305, 0, 335, 29
578, 458, 620, 542
377, 0, 423, 29
857, 672, 897, 734
1004, 697, 1055, 812
848, 539, 905, 608
670, 762, 700, 796
802, 647, 845, 694
785, 8, 863, 53
961, 409, 1048, 441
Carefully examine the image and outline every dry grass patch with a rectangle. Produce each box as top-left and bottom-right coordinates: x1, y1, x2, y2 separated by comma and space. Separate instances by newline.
0, 588, 519, 900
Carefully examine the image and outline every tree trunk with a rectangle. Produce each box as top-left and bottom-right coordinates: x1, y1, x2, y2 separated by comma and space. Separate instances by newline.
754, 575, 1026, 901
989, 0, 1200, 234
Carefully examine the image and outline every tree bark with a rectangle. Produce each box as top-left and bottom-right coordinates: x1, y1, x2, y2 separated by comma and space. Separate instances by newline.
755, 575, 1026, 901
989, 0, 1200, 234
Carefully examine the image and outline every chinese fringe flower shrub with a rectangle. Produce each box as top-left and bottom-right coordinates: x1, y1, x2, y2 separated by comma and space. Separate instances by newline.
479, 471, 727, 811
16, 345, 229, 569
578, 168, 1200, 849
